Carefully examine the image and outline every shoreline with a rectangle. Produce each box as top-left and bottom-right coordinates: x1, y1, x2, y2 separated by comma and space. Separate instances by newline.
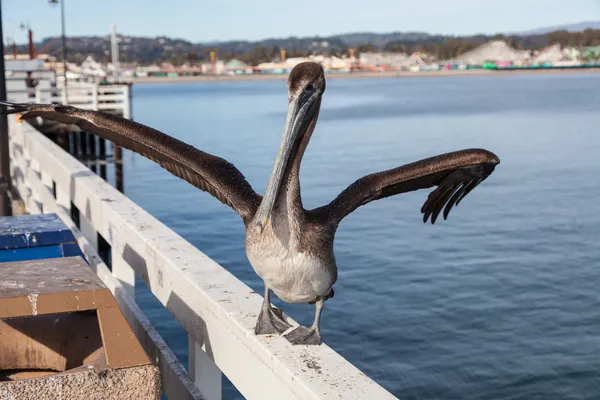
132, 67, 600, 84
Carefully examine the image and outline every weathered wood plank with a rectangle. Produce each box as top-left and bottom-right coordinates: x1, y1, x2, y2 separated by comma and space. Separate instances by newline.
0, 256, 104, 298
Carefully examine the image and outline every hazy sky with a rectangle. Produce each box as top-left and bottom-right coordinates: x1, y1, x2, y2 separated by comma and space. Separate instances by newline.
3, 0, 598, 43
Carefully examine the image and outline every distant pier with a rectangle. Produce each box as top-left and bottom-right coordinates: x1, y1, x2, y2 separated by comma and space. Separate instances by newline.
8, 82, 130, 193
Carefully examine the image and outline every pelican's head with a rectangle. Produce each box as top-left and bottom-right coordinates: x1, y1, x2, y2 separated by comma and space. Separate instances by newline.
287, 61, 326, 102
254, 62, 326, 233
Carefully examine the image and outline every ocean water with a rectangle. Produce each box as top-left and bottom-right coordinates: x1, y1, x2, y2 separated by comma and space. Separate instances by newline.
124, 73, 600, 399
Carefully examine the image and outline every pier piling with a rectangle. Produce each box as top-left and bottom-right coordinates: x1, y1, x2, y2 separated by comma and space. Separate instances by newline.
114, 144, 123, 192
89, 133, 97, 173
78, 131, 88, 160
99, 137, 107, 180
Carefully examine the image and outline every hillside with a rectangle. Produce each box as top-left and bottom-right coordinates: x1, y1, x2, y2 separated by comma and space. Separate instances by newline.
516, 21, 600, 35
15, 22, 600, 66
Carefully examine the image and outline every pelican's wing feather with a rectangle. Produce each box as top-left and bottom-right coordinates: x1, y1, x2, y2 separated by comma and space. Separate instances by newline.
1, 102, 262, 223
316, 149, 499, 225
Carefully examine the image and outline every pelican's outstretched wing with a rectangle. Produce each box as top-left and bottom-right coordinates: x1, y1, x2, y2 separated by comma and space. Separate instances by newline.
1, 102, 262, 223
316, 149, 500, 226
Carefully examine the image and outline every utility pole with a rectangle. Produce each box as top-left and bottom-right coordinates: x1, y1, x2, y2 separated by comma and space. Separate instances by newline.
0, 1, 13, 216
60, 0, 67, 95
110, 24, 119, 82
49, 0, 68, 101
20, 22, 35, 59
28, 28, 34, 59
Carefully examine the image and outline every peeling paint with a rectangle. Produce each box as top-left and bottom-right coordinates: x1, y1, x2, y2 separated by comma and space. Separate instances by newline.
28, 293, 39, 315
157, 270, 163, 287
64, 278, 91, 285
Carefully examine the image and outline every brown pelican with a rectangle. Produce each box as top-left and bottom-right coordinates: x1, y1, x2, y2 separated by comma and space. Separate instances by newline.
0, 62, 500, 345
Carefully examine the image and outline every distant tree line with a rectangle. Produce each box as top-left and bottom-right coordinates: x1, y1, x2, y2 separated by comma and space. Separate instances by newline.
226, 29, 600, 64
380, 29, 600, 60
13, 29, 600, 66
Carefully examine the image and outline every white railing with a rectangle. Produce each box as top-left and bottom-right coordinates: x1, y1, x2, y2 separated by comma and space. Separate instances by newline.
6, 84, 131, 119
8, 116, 397, 400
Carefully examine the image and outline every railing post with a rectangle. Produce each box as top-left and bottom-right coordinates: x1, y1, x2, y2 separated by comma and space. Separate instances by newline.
92, 85, 99, 111
35, 88, 42, 104
112, 259, 135, 296
79, 213, 98, 255
123, 85, 131, 119
61, 87, 68, 105
188, 334, 222, 400
108, 223, 135, 297
54, 183, 70, 212
40, 169, 53, 195
27, 159, 43, 214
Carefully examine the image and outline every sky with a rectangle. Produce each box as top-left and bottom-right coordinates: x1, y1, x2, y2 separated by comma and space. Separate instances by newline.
2, 0, 598, 44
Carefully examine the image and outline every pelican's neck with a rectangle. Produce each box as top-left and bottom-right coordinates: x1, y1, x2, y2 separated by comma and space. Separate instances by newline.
273, 141, 304, 221
272, 111, 319, 224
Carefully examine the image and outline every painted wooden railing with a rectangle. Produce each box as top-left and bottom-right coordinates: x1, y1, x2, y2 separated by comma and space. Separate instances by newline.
7, 116, 397, 400
6, 84, 131, 118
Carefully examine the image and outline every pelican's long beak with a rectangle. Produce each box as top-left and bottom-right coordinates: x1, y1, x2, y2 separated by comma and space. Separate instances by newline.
255, 90, 321, 233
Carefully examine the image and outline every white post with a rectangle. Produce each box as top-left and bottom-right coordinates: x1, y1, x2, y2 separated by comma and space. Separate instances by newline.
35, 88, 42, 104
188, 334, 222, 400
27, 158, 43, 214
92, 84, 99, 111
40, 169, 53, 194
122, 85, 131, 119
111, 24, 120, 82
55, 185, 70, 212
107, 222, 136, 297
79, 210, 98, 254
61, 87, 68, 105
112, 256, 135, 296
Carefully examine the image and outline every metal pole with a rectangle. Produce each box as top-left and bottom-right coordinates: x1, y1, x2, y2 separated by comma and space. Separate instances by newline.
110, 24, 119, 83
60, 0, 67, 103
0, 1, 13, 216
28, 29, 35, 59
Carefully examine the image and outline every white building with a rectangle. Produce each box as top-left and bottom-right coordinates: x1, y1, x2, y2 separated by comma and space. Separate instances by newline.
200, 60, 225, 74
81, 56, 107, 77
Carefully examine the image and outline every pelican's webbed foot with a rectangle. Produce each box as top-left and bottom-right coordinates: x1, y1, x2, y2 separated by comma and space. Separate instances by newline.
284, 325, 321, 345
284, 298, 325, 345
255, 306, 292, 335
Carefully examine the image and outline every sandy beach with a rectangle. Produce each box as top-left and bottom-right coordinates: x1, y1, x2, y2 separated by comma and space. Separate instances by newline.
132, 67, 600, 84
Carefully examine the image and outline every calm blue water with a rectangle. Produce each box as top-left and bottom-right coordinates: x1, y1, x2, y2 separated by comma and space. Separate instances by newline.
125, 73, 600, 399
